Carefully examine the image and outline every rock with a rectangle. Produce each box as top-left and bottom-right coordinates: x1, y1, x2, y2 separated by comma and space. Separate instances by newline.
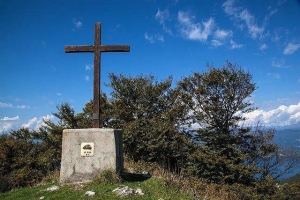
71, 183, 84, 190
39, 196, 45, 199
85, 191, 96, 197
45, 185, 59, 191
113, 185, 134, 197
128, 168, 135, 173
135, 188, 144, 195
112, 185, 144, 197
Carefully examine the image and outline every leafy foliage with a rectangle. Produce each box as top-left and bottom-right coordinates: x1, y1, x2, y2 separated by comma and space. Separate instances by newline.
76, 93, 113, 128
0, 103, 80, 192
0, 129, 49, 192
177, 62, 300, 185
178, 62, 259, 184
179, 62, 256, 131
108, 74, 192, 172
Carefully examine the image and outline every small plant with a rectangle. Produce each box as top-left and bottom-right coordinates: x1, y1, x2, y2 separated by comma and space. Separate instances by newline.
93, 170, 122, 185
36, 170, 60, 186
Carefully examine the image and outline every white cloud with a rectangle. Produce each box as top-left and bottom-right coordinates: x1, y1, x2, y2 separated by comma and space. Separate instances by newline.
155, 8, 172, 34
271, 58, 285, 68
212, 29, 232, 47
214, 29, 232, 40
178, 11, 192, 24
239, 9, 264, 39
22, 115, 55, 131
73, 19, 83, 28
144, 32, 164, 43
243, 102, 300, 127
223, 0, 264, 39
178, 11, 214, 42
272, 30, 281, 42
278, 0, 288, 6
85, 76, 90, 81
0, 115, 56, 134
268, 72, 281, 79
0, 102, 29, 109
0, 122, 14, 133
16, 105, 29, 109
22, 117, 38, 129
283, 43, 300, 55
0, 116, 20, 133
264, 8, 278, 24
0, 102, 13, 108
259, 43, 267, 50
85, 64, 92, 70
223, 0, 239, 16
156, 8, 169, 24
1, 116, 19, 121
269, 8, 278, 17
230, 39, 243, 49
211, 39, 224, 47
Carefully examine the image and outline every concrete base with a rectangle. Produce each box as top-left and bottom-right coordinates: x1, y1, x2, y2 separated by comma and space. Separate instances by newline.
59, 128, 123, 184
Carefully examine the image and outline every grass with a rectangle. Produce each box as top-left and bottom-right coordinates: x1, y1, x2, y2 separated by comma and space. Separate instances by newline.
0, 172, 193, 200
2, 162, 299, 200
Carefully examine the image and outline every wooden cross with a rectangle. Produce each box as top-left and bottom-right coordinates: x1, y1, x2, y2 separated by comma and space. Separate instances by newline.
65, 22, 130, 128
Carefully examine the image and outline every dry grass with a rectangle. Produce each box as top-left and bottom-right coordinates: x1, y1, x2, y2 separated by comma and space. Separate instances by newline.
124, 159, 244, 200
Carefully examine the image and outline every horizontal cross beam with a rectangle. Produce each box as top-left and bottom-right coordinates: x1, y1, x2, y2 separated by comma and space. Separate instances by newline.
65, 45, 130, 53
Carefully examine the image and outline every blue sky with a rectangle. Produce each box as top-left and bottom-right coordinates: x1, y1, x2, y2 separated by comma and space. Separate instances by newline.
1, 0, 300, 132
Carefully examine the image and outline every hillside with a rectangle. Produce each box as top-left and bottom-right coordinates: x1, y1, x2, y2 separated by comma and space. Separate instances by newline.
282, 173, 300, 185
2, 168, 300, 200
0, 173, 193, 200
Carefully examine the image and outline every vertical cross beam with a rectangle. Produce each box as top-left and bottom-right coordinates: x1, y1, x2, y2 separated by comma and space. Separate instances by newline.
65, 22, 130, 128
93, 23, 101, 128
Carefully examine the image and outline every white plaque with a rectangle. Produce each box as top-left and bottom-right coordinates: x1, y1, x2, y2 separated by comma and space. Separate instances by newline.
81, 142, 94, 157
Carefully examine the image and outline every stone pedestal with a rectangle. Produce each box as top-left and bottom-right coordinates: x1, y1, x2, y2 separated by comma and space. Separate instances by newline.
59, 128, 123, 184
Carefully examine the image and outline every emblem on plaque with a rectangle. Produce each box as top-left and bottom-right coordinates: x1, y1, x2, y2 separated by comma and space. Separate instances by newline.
81, 142, 94, 157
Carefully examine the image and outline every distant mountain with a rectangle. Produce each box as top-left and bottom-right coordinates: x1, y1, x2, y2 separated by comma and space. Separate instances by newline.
281, 173, 300, 184
276, 123, 300, 130
273, 128, 300, 179
273, 129, 300, 151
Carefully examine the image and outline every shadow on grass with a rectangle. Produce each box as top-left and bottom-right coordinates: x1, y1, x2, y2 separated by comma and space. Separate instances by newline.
121, 172, 151, 182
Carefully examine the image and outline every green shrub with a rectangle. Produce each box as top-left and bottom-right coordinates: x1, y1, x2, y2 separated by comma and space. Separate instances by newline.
93, 170, 122, 185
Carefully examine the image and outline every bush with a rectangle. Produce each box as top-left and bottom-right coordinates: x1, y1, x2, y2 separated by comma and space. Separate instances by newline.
93, 170, 122, 185
0, 126, 62, 192
0, 131, 46, 191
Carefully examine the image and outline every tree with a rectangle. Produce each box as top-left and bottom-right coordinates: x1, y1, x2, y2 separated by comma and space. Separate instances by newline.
0, 128, 48, 192
51, 103, 79, 129
108, 73, 191, 172
248, 126, 300, 180
76, 93, 113, 128
178, 62, 258, 184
